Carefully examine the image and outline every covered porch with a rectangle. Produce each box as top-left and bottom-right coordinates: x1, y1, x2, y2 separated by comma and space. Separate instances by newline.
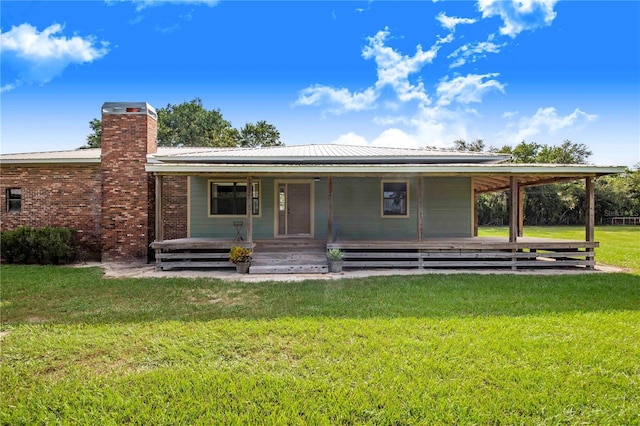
147, 145, 624, 274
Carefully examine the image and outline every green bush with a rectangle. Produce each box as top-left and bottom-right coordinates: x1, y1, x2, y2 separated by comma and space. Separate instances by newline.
0, 227, 77, 264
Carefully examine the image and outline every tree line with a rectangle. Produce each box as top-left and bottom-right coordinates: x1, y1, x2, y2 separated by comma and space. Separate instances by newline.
82, 98, 282, 149
454, 139, 640, 226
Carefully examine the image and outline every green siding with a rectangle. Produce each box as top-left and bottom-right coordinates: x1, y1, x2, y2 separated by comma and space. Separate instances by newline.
423, 177, 472, 238
314, 179, 328, 239
188, 176, 472, 240
332, 177, 418, 241
189, 177, 275, 239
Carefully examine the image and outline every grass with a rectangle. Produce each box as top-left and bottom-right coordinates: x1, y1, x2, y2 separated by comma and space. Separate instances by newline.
1, 226, 639, 424
480, 225, 640, 273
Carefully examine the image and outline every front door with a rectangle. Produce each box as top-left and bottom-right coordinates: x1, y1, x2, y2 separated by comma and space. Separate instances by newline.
277, 182, 312, 236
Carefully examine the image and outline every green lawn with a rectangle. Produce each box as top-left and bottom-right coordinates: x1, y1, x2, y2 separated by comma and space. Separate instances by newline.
1, 227, 639, 424
479, 225, 640, 272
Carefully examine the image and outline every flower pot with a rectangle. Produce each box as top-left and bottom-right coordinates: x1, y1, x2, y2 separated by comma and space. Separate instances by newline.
235, 261, 250, 274
328, 259, 343, 273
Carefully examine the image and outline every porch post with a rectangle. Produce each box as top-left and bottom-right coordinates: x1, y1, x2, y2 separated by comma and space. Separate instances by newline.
417, 176, 423, 242
586, 177, 595, 269
328, 177, 333, 243
586, 177, 595, 242
155, 174, 163, 242
473, 190, 479, 237
518, 187, 524, 237
509, 177, 518, 243
246, 176, 253, 244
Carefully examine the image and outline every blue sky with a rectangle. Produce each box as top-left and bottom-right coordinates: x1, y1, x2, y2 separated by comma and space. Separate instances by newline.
1, 0, 639, 166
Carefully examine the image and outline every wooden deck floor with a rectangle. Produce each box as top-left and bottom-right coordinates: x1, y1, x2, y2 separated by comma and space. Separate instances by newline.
150, 237, 598, 272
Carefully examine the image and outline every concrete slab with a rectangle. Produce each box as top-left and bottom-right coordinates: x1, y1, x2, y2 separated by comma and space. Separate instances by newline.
75, 262, 625, 283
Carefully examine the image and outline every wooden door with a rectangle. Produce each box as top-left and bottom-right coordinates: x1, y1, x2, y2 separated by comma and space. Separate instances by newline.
277, 182, 312, 236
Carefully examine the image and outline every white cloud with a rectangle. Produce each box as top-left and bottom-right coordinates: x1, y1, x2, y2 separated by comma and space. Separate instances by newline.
436, 73, 505, 106
371, 128, 419, 148
436, 12, 477, 31
295, 27, 446, 114
328, 128, 420, 149
503, 107, 597, 142
502, 110, 519, 118
448, 39, 506, 68
294, 85, 378, 114
410, 105, 472, 147
373, 115, 410, 126
124, 0, 219, 12
0, 23, 109, 91
363, 27, 440, 105
477, 0, 558, 38
330, 132, 369, 146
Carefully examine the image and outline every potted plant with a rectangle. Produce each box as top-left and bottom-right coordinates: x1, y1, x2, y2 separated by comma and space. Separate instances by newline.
229, 246, 252, 274
327, 248, 344, 273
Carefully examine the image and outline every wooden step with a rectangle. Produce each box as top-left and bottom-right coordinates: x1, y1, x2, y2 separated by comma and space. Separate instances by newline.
249, 264, 328, 274
249, 248, 328, 274
252, 252, 326, 262
253, 239, 326, 252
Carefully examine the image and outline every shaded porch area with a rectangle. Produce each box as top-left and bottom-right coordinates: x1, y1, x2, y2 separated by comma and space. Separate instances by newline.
151, 236, 597, 272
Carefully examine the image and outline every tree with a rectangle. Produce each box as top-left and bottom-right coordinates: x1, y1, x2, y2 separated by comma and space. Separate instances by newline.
453, 139, 485, 152
238, 120, 281, 148
156, 98, 236, 147
536, 140, 592, 164
81, 98, 282, 148
81, 118, 102, 149
496, 140, 592, 164
498, 141, 541, 163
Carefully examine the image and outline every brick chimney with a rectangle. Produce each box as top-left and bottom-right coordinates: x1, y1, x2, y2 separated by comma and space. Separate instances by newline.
100, 102, 158, 262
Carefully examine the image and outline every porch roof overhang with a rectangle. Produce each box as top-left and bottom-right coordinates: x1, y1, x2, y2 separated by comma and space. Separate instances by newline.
145, 162, 626, 194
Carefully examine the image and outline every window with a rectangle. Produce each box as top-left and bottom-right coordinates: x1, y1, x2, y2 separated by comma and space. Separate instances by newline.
382, 181, 408, 216
209, 181, 260, 216
6, 188, 21, 212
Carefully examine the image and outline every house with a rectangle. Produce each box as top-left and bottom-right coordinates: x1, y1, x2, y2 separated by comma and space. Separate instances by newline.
0, 102, 626, 272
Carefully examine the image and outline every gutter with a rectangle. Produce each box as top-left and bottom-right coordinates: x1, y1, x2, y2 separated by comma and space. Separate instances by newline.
145, 162, 627, 175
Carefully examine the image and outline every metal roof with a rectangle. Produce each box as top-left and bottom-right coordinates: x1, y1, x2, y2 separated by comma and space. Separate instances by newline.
1, 144, 509, 165
148, 144, 511, 164
0, 148, 102, 164
0, 145, 625, 194
0, 147, 209, 164
145, 162, 626, 176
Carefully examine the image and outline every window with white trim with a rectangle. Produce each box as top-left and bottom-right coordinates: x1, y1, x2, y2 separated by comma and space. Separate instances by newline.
209, 181, 260, 216
6, 188, 21, 213
382, 181, 408, 216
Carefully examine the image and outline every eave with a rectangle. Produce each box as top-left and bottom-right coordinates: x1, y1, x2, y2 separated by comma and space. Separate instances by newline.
0, 158, 101, 165
145, 162, 626, 193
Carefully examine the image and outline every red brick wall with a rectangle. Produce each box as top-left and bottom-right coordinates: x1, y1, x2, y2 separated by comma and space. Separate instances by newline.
162, 176, 189, 239
0, 164, 102, 258
100, 109, 157, 261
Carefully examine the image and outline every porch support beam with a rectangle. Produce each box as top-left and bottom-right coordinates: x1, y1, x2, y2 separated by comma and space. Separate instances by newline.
509, 176, 518, 243
585, 176, 595, 269
328, 177, 333, 243
473, 189, 479, 237
155, 174, 163, 242
585, 177, 595, 242
417, 176, 424, 242
246, 176, 253, 244
518, 186, 524, 237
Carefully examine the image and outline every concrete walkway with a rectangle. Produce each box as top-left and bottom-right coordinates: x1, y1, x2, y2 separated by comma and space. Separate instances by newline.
78, 262, 624, 283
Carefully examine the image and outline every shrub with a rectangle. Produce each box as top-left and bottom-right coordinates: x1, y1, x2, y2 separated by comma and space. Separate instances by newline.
0, 226, 77, 264
0, 227, 34, 264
